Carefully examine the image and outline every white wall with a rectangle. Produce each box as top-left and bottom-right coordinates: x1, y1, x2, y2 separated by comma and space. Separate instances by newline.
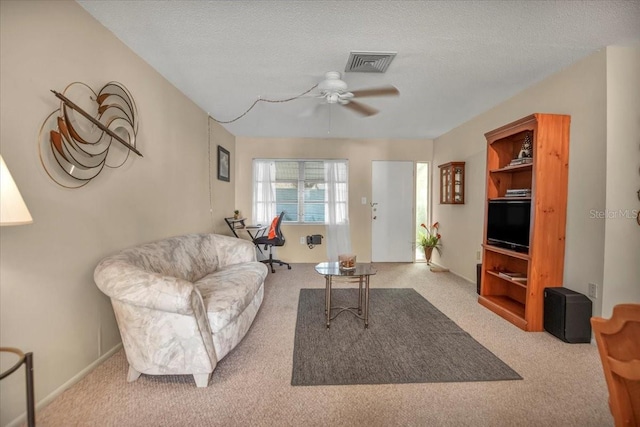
209, 117, 237, 236
235, 137, 433, 263
433, 46, 640, 318
0, 2, 227, 425
433, 49, 609, 314
428, 133, 486, 282
602, 46, 640, 317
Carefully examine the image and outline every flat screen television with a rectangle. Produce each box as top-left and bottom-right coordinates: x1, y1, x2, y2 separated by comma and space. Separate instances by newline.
487, 199, 531, 252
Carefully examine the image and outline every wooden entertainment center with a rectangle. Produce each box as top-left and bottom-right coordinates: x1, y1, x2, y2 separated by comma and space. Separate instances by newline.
479, 113, 570, 331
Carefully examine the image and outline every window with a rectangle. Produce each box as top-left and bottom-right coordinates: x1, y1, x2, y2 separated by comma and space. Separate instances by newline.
252, 159, 348, 224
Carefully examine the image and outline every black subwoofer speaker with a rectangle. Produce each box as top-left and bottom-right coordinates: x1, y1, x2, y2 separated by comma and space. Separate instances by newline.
543, 287, 592, 343
476, 263, 482, 295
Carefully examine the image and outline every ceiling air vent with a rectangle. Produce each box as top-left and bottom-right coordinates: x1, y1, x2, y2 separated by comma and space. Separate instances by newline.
345, 51, 397, 73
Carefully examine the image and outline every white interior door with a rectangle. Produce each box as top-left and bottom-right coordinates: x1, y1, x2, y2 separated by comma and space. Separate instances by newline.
371, 161, 414, 262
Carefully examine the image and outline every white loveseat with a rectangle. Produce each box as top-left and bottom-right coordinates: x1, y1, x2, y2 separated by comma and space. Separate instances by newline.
94, 233, 268, 387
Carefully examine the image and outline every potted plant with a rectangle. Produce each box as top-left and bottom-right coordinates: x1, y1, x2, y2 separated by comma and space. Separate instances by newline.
418, 222, 441, 265
233, 209, 240, 220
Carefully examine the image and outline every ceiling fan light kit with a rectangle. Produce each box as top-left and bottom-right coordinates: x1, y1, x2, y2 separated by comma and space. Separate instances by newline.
314, 71, 399, 117
318, 71, 348, 94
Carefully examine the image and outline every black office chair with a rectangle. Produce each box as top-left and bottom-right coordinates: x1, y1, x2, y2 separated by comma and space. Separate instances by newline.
253, 211, 291, 273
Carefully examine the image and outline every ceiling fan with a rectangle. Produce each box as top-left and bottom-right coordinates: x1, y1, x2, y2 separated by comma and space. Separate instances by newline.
311, 71, 399, 117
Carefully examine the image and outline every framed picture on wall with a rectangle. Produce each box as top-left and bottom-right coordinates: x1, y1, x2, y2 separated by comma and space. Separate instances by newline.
217, 145, 230, 182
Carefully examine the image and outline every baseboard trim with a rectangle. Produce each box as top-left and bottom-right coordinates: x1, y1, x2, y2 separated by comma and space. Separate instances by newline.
6, 343, 123, 427
447, 267, 474, 285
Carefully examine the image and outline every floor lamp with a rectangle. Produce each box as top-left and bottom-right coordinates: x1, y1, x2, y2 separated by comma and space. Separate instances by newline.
0, 154, 36, 427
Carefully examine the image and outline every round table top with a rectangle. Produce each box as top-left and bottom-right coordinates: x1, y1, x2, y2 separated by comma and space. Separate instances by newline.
314, 262, 377, 277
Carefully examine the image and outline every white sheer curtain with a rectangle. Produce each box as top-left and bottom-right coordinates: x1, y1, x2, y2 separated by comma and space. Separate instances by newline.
324, 160, 351, 261
252, 160, 276, 224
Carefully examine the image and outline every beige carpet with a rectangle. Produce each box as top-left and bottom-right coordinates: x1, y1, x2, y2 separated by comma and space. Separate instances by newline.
36, 263, 612, 426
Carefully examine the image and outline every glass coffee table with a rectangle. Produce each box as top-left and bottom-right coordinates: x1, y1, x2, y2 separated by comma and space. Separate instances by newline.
314, 262, 377, 329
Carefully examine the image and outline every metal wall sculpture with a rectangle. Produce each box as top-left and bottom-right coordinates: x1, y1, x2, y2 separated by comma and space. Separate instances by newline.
38, 82, 140, 188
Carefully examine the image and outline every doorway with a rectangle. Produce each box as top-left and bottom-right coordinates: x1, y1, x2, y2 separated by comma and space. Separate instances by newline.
415, 162, 430, 262
371, 161, 414, 262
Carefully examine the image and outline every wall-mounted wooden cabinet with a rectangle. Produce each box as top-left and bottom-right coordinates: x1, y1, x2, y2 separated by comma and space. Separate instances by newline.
438, 162, 465, 204
479, 113, 570, 332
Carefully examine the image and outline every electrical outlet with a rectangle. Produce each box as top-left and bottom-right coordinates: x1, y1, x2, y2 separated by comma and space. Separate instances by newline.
299, 236, 305, 244
588, 283, 598, 298
476, 251, 481, 261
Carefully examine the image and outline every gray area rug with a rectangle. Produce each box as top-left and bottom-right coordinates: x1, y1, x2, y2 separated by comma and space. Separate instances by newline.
292, 288, 522, 386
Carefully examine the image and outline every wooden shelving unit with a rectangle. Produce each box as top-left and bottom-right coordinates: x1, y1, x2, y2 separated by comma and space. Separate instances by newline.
479, 113, 570, 331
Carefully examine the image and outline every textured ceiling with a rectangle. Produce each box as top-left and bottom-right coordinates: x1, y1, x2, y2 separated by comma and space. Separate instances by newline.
77, 0, 640, 139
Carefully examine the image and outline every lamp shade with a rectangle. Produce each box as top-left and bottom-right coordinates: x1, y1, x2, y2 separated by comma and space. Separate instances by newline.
0, 155, 33, 226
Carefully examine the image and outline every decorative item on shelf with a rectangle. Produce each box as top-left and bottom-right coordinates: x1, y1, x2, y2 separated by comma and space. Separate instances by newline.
233, 210, 240, 220
505, 188, 532, 198
38, 81, 140, 188
508, 157, 533, 166
517, 131, 533, 160
418, 222, 441, 265
497, 271, 528, 282
338, 253, 356, 271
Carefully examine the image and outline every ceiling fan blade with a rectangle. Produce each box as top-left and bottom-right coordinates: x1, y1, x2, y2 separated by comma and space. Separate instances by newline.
342, 100, 379, 117
350, 85, 399, 98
